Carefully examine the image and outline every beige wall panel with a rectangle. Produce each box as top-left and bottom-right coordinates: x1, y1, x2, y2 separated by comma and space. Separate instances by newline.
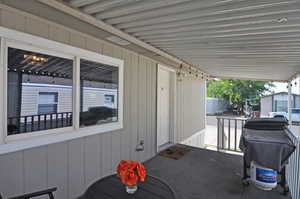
25, 17, 49, 38
84, 135, 101, 187
49, 24, 70, 45
130, 54, 139, 161
120, 50, 132, 161
0, 9, 25, 32
86, 37, 102, 54
0, 151, 24, 198
70, 32, 86, 49
47, 142, 68, 199
102, 43, 113, 57
0, 5, 205, 199
137, 57, 147, 161
68, 139, 85, 198
23, 147, 47, 197
101, 133, 112, 175
177, 78, 206, 142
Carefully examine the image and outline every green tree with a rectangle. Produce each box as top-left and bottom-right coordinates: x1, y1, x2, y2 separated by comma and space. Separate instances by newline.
207, 79, 274, 114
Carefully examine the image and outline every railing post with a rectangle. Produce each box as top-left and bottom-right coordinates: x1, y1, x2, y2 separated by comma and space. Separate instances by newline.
234, 119, 237, 151
222, 118, 225, 149
288, 81, 292, 125
217, 118, 220, 151
228, 119, 231, 150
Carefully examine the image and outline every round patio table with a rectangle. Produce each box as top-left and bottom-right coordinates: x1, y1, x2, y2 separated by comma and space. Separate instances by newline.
79, 174, 176, 199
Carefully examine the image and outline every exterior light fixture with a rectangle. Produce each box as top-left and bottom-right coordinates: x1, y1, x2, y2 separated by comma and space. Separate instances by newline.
23, 54, 49, 63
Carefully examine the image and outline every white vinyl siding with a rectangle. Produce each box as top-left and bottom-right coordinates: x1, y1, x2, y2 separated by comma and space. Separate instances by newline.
21, 85, 73, 116
21, 85, 72, 116
82, 88, 117, 111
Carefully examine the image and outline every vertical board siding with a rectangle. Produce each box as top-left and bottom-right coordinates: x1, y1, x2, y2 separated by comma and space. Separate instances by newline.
176, 78, 206, 143
130, 54, 139, 161
47, 142, 68, 199
0, 151, 24, 197
151, 63, 157, 156
49, 24, 70, 45
84, 135, 101, 187
0, 5, 204, 199
25, 16, 49, 38
0, 9, 25, 32
23, 147, 48, 198
101, 133, 112, 175
120, 50, 131, 161
68, 139, 85, 198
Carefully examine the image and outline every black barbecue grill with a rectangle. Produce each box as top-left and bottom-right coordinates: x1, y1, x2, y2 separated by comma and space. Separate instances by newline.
239, 118, 296, 195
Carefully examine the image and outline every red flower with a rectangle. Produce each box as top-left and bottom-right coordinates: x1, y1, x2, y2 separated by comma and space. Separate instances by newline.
116, 160, 146, 185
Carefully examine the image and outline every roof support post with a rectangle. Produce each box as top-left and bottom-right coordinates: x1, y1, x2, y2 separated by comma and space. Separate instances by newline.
288, 81, 292, 125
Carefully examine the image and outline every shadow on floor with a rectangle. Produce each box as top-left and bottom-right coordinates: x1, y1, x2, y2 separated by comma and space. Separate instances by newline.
145, 145, 290, 199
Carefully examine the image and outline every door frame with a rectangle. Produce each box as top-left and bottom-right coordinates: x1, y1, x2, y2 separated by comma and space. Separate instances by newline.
156, 64, 176, 152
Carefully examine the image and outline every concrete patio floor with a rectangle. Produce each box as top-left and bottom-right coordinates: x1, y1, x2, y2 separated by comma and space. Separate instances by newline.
145, 145, 290, 199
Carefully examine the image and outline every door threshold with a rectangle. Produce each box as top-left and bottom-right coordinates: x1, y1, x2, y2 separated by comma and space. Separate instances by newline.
158, 142, 174, 152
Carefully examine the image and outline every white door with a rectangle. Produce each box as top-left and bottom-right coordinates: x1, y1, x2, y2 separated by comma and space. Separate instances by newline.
157, 67, 171, 146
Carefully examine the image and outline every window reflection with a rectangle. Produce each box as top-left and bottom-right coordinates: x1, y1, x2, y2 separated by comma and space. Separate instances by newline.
7, 47, 73, 135
80, 59, 118, 127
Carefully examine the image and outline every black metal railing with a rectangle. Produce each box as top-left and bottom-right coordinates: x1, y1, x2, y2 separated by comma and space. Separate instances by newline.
217, 117, 247, 152
286, 127, 300, 199
8, 112, 72, 135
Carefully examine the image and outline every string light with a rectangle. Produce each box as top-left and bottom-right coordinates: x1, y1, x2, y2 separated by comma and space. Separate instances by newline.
23, 54, 48, 63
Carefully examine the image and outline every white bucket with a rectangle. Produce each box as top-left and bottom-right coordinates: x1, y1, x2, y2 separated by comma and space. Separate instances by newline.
250, 161, 277, 191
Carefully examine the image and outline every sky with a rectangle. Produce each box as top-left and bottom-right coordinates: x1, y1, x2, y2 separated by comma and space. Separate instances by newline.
268, 77, 299, 94
270, 82, 288, 93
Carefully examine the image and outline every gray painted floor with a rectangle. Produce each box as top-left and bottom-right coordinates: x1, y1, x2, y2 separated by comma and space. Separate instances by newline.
145, 145, 290, 199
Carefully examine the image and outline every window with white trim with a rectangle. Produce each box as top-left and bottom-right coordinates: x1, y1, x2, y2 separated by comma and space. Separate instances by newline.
80, 59, 119, 127
2, 32, 123, 143
7, 47, 73, 135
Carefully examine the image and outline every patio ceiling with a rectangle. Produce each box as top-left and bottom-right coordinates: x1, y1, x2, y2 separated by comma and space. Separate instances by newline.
56, 0, 300, 81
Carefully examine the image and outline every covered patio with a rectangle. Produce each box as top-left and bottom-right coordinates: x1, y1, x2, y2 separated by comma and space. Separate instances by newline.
145, 145, 289, 199
0, 0, 299, 199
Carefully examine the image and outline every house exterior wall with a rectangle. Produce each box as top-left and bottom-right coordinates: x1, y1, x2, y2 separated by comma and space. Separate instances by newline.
260, 96, 272, 117
261, 94, 300, 117
0, 4, 206, 199
19, 84, 117, 116
0, 6, 157, 199
20, 84, 73, 116
295, 96, 300, 108
177, 78, 206, 147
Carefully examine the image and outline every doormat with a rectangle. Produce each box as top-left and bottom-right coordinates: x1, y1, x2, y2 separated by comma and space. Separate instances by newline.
159, 146, 191, 160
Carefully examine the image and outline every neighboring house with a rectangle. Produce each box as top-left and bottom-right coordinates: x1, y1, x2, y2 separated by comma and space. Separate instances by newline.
260, 92, 300, 117
206, 97, 228, 114
291, 77, 300, 95
20, 83, 118, 116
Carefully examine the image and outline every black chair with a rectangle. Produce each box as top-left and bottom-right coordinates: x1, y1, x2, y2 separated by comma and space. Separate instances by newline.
1, 187, 57, 199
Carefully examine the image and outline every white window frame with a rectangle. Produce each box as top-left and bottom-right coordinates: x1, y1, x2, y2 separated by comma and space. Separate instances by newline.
0, 27, 124, 154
